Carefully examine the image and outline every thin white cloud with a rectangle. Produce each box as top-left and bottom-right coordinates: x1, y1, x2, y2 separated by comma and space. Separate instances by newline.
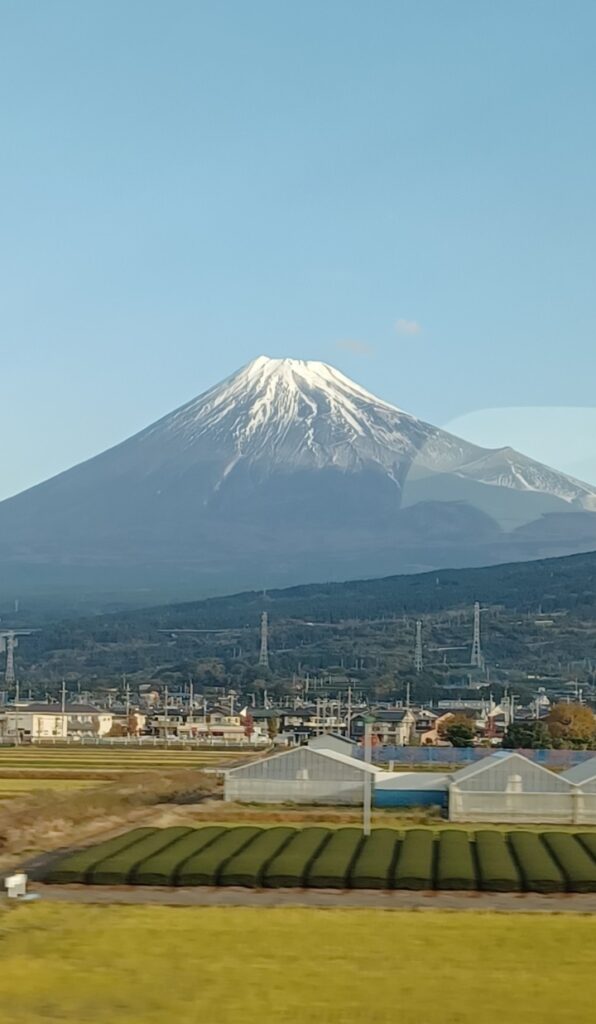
335, 340, 374, 356
395, 318, 422, 336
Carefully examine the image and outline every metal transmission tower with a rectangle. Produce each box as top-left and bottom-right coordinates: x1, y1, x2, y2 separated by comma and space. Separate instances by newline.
0, 630, 34, 686
258, 612, 270, 669
470, 602, 483, 668
414, 620, 423, 674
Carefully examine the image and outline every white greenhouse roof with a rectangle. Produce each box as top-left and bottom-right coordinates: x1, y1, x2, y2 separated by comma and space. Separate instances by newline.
450, 752, 532, 783
375, 771, 448, 791
449, 751, 574, 793
226, 744, 380, 776
311, 747, 381, 774
561, 757, 596, 785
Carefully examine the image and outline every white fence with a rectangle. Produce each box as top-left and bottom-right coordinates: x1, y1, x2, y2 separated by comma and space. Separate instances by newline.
449, 785, 596, 824
0, 736, 270, 750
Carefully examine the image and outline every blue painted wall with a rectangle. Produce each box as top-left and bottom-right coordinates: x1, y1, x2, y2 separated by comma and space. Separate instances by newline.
374, 789, 448, 809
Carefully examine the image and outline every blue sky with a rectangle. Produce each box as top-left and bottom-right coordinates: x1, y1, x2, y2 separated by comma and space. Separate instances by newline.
1, 1, 596, 498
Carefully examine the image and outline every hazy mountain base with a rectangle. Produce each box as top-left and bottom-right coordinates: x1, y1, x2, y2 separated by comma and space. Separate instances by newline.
1, 496, 596, 616
7, 548, 596, 694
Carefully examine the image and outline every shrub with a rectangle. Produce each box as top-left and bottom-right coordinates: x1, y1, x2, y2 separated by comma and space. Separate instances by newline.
306, 828, 364, 889
176, 827, 262, 886
475, 831, 521, 892
44, 828, 156, 884
577, 833, 596, 861
435, 831, 477, 891
134, 827, 226, 886
349, 829, 400, 889
262, 828, 331, 888
541, 833, 596, 893
89, 827, 193, 885
392, 829, 435, 890
218, 828, 296, 887
508, 832, 565, 893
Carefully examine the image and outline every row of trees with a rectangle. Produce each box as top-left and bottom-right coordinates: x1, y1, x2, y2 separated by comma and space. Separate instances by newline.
440, 703, 596, 749
503, 704, 596, 749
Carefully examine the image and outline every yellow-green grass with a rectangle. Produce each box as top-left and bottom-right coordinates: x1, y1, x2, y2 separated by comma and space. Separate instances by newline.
189, 804, 596, 833
0, 748, 248, 779
0, 750, 243, 763
0, 779, 107, 799
0, 905, 595, 1023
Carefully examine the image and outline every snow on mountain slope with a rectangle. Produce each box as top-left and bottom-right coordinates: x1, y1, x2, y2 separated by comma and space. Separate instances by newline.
140, 356, 596, 507
143, 355, 480, 477
455, 446, 596, 508
0, 355, 595, 606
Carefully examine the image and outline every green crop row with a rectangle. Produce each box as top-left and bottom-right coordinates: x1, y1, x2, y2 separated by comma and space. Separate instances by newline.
475, 831, 521, 892
436, 831, 476, 891
263, 827, 330, 887
45, 828, 157, 884
43, 826, 596, 892
306, 828, 363, 889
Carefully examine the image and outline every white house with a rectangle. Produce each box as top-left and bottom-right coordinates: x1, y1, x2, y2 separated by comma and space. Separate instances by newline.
0, 703, 113, 741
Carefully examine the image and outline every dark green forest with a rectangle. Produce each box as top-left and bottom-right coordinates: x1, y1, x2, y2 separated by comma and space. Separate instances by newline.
3, 550, 596, 702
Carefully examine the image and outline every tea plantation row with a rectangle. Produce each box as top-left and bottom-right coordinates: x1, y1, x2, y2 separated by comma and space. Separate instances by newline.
44, 825, 596, 893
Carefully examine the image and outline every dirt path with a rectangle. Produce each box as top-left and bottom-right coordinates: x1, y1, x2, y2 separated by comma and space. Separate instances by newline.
27, 883, 596, 913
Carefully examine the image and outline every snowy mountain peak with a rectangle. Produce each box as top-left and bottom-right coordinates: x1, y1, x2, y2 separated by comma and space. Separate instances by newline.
150, 355, 469, 475
215, 355, 405, 413
140, 356, 596, 506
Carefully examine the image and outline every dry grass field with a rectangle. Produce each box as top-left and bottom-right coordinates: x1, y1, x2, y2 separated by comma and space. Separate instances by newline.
0, 904, 594, 1023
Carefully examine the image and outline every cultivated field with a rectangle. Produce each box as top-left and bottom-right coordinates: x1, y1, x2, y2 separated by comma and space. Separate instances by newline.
0, 745, 251, 776
0, 778, 107, 800
0, 904, 594, 1023
44, 823, 596, 892
0, 745, 249, 802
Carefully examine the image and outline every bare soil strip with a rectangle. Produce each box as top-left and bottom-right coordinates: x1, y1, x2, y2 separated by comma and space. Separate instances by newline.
28, 883, 596, 913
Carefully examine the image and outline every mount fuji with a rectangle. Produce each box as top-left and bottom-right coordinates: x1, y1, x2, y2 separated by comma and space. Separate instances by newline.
1, 356, 596, 606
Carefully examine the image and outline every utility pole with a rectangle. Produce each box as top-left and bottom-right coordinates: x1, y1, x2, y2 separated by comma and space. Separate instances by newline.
164, 684, 169, 745
188, 676, 194, 719
346, 685, 352, 739
362, 714, 374, 837
61, 679, 67, 741
14, 678, 20, 746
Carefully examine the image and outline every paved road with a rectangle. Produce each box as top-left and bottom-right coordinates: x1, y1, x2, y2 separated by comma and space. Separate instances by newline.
29, 883, 596, 913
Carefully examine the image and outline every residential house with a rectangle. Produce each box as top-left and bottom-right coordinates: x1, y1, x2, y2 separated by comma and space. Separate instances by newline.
351, 709, 417, 747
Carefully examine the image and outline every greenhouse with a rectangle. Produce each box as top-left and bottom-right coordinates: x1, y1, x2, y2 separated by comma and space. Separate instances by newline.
448, 751, 584, 824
